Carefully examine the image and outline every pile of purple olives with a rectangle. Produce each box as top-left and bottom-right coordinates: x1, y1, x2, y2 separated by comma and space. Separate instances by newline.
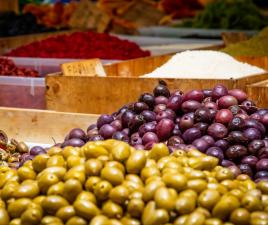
63, 82, 268, 182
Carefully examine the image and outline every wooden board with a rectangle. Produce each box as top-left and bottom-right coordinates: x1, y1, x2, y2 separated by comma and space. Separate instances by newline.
0, 30, 80, 55
46, 55, 268, 114
0, 0, 18, 13
0, 107, 98, 145
247, 80, 268, 108
236, 56, 268, 71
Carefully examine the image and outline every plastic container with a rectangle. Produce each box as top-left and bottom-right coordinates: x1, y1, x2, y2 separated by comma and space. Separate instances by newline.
0, 57, 117, 109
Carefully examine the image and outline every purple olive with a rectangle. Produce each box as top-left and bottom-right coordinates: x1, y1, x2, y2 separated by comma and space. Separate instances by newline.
87, 124, 97, 132
129, 115, 145, 133
241, 100, 257, 114
239, 164, 253, 177
68, 128, 87, 141
194, 107, 211, 123
154, 104, 167, 114
248, 140, 265, 155
201, 135, 215, 147
228, 89, 247, 103
206, 147, 224, 161
121, 111, 135, 128
212, 84, 228, 101
204, 102, 218, 110
134, 102, 149, 114
144, 141, 156, 150
110, 120, 123, 131
255, 171, 268, 179
228, 165, 241, 177
221, 159, 235, 167
153, 83, 170, 97
244, 118, 266, 135
172, 124, 182, 136
89, 135, 104, 142
87, 128, 98, 139
203, 89, 212, 98
141, 110, 156, 122
257, 109, 268, 116
194, 122, 208, 135
179, 114, 194, 131
112, 132, 129, 142
258, 147, 268, 159
99, 124, 116, 139
156, 110, 175, 122
192, 138, 210, 152
217, 95, 238, 109
130, 133, 142, 146
226, 131, 248, 145
156, 118, 175, 141
62, 138, 85, 148
243, 128, 261, 141
214, 139, 229, 151
138, 121, 157, 137
228, 117, 245, 131
181, 100, 201, 113
225, 145, 248, 160
256, 159, 268, 171
261, 113, 268, 127
122, 128, 130, 136
182, 127, 202, 143
155, 96, 168, 105
241, 155, 258, 169
250, 113, 261, 121
30, 146, 46, 156
183, 90, 204, 102
167, 95, 183, 111
207, 123, 228, 139
97, 114, 114, 129
142, 132, 159, 145
139, 93, 155, 109
167, 136, 184, 147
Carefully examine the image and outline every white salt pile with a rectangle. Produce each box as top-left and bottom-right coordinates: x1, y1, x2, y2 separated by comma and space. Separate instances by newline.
142, 50, 266, 79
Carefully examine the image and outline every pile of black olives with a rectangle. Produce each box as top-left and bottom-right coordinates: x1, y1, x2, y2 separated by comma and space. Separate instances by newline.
1, 140, 268, 225
62, 82, 268, 182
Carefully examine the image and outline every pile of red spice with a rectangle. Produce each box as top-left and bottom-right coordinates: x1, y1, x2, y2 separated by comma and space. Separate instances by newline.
7, 32, 151, 60
0, 57, 39, 77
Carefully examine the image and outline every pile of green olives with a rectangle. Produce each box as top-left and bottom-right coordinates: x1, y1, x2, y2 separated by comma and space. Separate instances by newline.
0, 140, 268, 225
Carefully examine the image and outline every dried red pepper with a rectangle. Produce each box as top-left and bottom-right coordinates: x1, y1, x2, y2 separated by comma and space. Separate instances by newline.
7, 31, 150, 60
0, 57, 39, 77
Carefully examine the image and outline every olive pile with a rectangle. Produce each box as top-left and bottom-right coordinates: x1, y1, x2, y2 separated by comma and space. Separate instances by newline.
1, 140, 268, 225
0, 130, 31, 168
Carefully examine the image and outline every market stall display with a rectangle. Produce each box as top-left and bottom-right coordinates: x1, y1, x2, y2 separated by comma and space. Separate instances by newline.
0, 139, 268, 225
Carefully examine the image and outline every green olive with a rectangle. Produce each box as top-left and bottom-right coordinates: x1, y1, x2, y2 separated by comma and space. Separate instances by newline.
215, 168, 234, 181
230, 208, 250, 225
162, 173, 187, 191
7, 198, 32, 218
142, 201, 169, 225
257, 181, 268, 195
9, 218, 21, 225
85, 159, 103, 176
207, 183, 228, 195
41, 216, 63, 225
195, 207, 211, 218
229, 189, 244, 200
204, 218, 223, 225
174, 215, 188, 225
102, 200, 123, 219
63, 178, 83, 203
94, 180, 113, 201
56, 206, 76, 222
105, 161, 125, 174
85, 176, 101, 192
83, 144, 109, 159
126, 150, 146, 174
250, 211, 268, 223
125, 174, 143, 186
65, 216, 87, 225
175, 195, 196, 215
37, 173, 59, 194
100, 166, 124, 186
67, 156, 85, 169
37, 167, 66, 180
76, 191, 97, 204
212, 195, 240, 220
21, 208, 42, 225
198, 189, 221, 210
0, 200, 5, 208
0, 208, 9, 225
1, 180, 19, 200
185, 211, 206, 225
41, 195, 69, 215
141, 167, 161, 182
46, 155, 65, 168
17, 166, 36, 181
0, 170, 18, 188
64, 169, 85, 184
73, 199, 100, 220
122, 180, 143, 193
179, 189, 198, 199
47, 182, 64, 196
157, 156, 177, 170
241, 194, 262, 212
33, 196, 45, 205
110, 219, 123, 225
129, 191, 143, 200
127, 198, 144, 218
109, 185, 129, 205
262, 195, 268, 208
187, 179, 207, 193
148, 143, 169, 161
120, 217, 141, 225
62, 146, 79, 159
143, 180, 165, 202
13, 180, 39, 198
186, 170, 206, 180
47, 147, 62, 156
154, 187, 175, 211
89, 215, 110, 225
16, 142, 29, 154
111, 141, 130, 162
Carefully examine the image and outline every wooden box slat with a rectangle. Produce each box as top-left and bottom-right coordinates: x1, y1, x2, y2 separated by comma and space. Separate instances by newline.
0, 107, 98, 145
247, 80, 268, 108
46, 52, 268, 114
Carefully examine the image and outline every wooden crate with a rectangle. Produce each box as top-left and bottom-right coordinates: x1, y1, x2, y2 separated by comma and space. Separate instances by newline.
0, 107, 98, 145
247, 80, 268, 108
0, 30, 79, 55
236, 56, 268, 71
46, 54, 268, 114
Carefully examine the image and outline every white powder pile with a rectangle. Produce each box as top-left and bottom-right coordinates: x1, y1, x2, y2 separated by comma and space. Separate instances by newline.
142, 50, 266, 79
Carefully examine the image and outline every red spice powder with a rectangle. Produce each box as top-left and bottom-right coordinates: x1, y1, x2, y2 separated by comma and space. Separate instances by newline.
7, 32, 151, 60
